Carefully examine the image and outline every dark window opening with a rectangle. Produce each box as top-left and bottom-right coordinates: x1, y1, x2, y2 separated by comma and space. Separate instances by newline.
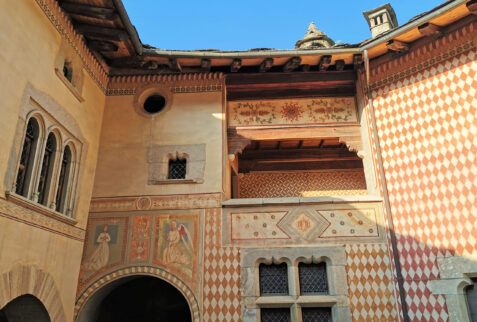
143, 94, 166, 114
63, 61, 73, 82
15, 118, 39, 197
259, 263, 289, 296
38, 133, 56, 205
56, 145, 72, 213
302, 307, 332, 322
466, 278, 477, 322
168, 158, 187, 179
261, 308, 290, 322
299, 262, 328, 295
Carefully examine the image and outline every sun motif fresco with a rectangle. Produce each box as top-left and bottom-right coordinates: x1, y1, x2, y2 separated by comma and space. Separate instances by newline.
154, 214, 198, 285
228, 97, 357, 127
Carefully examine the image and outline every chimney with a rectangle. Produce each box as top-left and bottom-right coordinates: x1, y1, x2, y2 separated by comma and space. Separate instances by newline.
363, 3, 398, 38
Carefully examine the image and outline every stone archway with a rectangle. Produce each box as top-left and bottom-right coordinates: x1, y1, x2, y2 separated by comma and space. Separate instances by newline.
75, 266, 200, 322
0, 266, 66, 322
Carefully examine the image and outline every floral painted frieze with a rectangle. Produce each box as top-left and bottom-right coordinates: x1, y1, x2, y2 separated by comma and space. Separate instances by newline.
228, 97, 357, 127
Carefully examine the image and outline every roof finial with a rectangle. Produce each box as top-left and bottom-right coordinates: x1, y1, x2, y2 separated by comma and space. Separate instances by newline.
295, 22, 334, 49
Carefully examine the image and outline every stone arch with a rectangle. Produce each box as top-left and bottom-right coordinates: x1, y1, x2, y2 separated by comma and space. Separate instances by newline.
0, 265, 66, 322
75, 265, 200, 322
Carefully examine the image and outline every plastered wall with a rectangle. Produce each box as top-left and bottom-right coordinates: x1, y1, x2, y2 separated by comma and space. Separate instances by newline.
92, 90, 223, 198
0, 1, 106, 320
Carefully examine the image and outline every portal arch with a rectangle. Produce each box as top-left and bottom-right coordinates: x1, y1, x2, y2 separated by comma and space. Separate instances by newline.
75, 266, 200, 322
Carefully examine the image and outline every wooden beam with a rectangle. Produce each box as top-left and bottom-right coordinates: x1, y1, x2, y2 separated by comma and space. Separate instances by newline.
418, 23, 443, 37
239, 160, 363, 172
227, 86, 355, 100
200, 59, 211, 72
231, 59, 242, 72
318, 55, 332, 71
353, 54, 362, 70
335, 60, 345, 71
75, 24, 129, 42
87, 40, 118, 52
226, 70, 356, 85
60, 1, 117, 20
240, 148, 360, 161
467, 0, 477, 14
283, 57, 301, 72
259, 58, 274, 72
168, 58, 182, 72
386, 39, 409, 53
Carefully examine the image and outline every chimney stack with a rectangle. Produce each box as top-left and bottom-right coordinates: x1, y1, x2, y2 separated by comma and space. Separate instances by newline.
363, 3, 398, 38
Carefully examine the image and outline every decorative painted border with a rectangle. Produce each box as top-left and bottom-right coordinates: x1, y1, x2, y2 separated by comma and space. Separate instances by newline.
89, 193, 222, 212
106, 73, 224, 96
369, 22, 476, 90
0, 198, 84, 241
75, 266, 200, 322
35, 0, 108, 92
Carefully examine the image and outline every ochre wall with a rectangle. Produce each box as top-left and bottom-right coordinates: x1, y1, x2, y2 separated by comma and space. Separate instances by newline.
0, 1, 106, 320
369, 21, 476, 321
92, 91, 223, 198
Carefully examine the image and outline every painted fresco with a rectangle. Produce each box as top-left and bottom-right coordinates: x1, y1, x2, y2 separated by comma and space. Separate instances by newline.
154, 214, 198, 287
228, 97, 357, 127
80, 217, 128, 282
130, 215, 151, 261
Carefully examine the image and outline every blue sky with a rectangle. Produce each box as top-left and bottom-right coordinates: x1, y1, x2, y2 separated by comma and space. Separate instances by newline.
122, 0, 443, 51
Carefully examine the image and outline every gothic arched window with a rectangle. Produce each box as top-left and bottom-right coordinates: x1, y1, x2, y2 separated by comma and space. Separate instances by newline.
37, 133, 57, 206
55, 145, 72, 214
15, 118, 40, 197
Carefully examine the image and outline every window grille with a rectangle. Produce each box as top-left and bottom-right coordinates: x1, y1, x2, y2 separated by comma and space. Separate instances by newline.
63, 61, 72, 82
261, 308, 290, 322
38, 133, 56, 205
168, 158, 186, 179
302, 308, 332, 322
15, 119, 38, 196
55, 146, 71, 213
299, 262, 328, 294
259, 263, 289, 295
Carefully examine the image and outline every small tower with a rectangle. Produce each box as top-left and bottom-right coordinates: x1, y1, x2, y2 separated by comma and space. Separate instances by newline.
363, 3, 398, 38
295, 22, 335, 49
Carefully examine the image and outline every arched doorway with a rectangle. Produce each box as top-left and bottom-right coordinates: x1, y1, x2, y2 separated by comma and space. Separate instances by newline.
77, 275, 192, 322
0, 294, 50, 322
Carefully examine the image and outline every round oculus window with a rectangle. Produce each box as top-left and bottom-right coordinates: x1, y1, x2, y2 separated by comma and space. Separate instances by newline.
143, 94, 166, 114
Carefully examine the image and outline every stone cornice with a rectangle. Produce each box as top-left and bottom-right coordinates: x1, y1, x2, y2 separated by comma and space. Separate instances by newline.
35, 0, 109, 92
106, 73, 224, 96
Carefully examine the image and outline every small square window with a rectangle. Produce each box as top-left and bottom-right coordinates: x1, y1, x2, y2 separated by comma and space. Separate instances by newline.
168, 158, 186, 179
261, 308, 290, 322
302, 307, 332, 322
259, 263, 289, 296
299, 262, 328, 295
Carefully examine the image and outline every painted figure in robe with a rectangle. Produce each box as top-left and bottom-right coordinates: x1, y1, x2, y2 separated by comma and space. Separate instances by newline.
83, 224, 111, 271
162, 220, 192, 265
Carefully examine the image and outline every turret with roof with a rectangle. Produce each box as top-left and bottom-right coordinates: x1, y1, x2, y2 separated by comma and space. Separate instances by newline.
295, 22, 335, 49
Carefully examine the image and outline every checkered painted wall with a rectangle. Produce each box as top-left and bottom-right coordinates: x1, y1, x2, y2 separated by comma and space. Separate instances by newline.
370, 22, 476, 321
203, 208, 241, 321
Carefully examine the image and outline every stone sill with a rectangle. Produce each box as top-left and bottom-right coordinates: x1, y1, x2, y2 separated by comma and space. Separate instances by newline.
148, 178, 204, 185
54, 68, 84, 103
255, 296, 295, 307
5, 191, 77, 225
222, 195, 383, 207
255, 295, 339, 307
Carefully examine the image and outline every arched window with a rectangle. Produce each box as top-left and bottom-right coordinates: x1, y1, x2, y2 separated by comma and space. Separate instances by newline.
37, 133, 57, 206
55, 145, 72, 214
15, 118, 40, 197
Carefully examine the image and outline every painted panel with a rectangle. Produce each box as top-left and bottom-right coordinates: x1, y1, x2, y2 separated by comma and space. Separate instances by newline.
130, 215, 151, 261
228, 97, 358, 127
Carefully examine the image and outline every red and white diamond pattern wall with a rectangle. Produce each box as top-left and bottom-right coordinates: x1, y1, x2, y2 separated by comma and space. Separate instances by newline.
370, 22, 476, 321
203, 208, 241, 321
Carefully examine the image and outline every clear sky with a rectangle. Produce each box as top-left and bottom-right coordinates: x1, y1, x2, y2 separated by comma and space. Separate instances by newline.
122, 0, 444, 51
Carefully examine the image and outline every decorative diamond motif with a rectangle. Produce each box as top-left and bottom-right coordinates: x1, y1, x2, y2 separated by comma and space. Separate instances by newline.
279, 209, 328, 241
292, 212, 316, 236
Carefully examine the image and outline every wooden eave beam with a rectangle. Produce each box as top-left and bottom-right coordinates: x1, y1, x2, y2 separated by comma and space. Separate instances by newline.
283, 57, 302, 72
60, 2, 118, 20
201, 59, 211, 72
168, 58, 182, 72
238, 160, 363, 172
386, 39, 409, 53
418, 23, 443, 37
240, 148, 360, 161
467, 0, 477, 14
259, 58, 274, 72
231, 59, 242, 72
318, 55, 332, 71
226, 70, 356, 86
75, 24, 129, 42
87, 40, 118, 52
